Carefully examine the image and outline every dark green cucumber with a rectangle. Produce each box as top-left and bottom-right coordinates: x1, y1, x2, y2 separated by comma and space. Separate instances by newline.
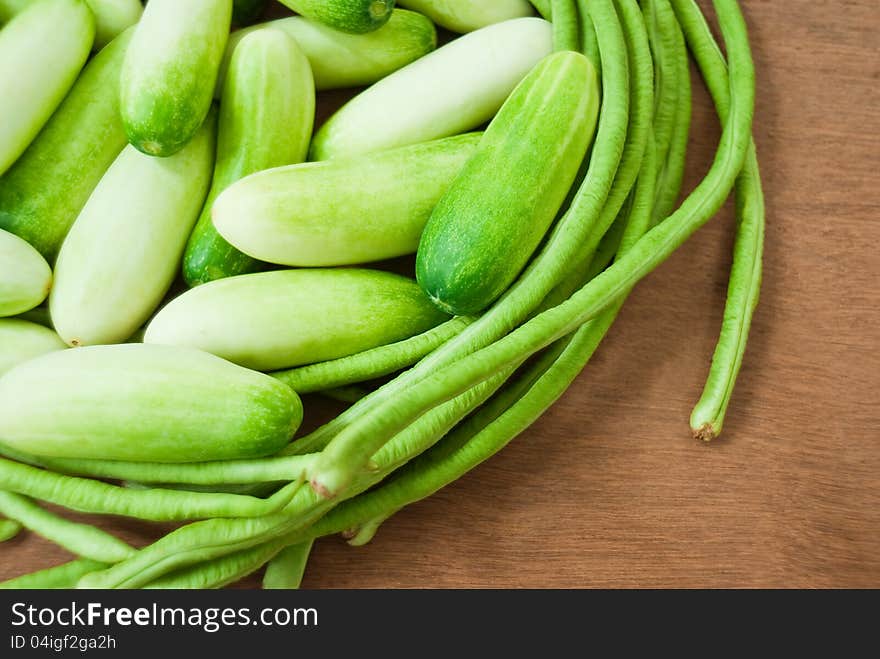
0, 28, 133, 262
416, 51, 600, 315
233, 0, 267, 25
182, 29, 315, 287
120, 0, 231, 156
278, 0, 394, 34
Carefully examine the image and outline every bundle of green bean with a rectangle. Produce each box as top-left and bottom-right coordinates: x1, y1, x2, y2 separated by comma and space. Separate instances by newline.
0, 0, 762, 589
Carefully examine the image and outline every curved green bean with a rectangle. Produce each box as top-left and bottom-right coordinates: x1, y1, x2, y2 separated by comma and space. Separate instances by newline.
145, 540, 285, 589
641, 0, 680, 191
671, 0, 764, 441
577, 1, 600, 71
0, 491, 135, 563
263, 539, 313, 588
551, 0, 580, 51
272, 317, 472, 398
0, 445, 316, 485
652, 10, 691, 223
0, 516, 21, 542
1, 558, 107, 589
0, 457, 302, 521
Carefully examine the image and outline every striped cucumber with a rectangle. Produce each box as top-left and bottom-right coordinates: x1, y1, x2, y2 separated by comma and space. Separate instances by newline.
121, 0, 231, 156
0, 28, 133, 262
417, 51, 600, 315
0, 319, 66, 377
310, 17, 552, 160
183, 29, 315, 287
0, 229, 52, 317
277, 0, 394, 34
50, 113, 216, 347
213, 133, 482, 267
144, 269, 450, 371
0, 0, 94, 175
0, 344, 303, 463
85, 0, 142, 50
217, 10, 436, 94
397, 0, 534, 33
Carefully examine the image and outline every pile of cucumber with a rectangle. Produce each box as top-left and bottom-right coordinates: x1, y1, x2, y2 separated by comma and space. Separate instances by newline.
0, 0, 763, 589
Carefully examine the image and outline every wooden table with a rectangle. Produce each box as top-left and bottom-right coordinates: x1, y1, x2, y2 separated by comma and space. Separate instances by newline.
3, 0, 878, 588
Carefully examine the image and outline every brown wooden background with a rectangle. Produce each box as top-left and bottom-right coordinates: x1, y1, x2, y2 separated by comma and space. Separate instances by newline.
2, 0, 878, 588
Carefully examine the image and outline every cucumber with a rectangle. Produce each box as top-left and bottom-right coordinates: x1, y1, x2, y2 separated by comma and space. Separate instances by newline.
144, 269, 450, 371
0, 344, 303, 463
213, 133, 482, 267
183, 29, 315, 287
0, 229, 52, 317
0, 0, 94, 176
0, 319, 66, 376
310, 17, 552, 160
85, 0, 142, 50
50, 113, 216, 347
417, 51, 600, 315
217, 9, 436, 94
233, 0, 266, 25
0, 28, 133, 263
121, 0, 231, 156
397, 0, 534, 33
277, 0, 394, 34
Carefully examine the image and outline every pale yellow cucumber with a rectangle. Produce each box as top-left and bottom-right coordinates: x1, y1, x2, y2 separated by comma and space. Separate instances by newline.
144, 269, 450, 371
50, 114, 216, 347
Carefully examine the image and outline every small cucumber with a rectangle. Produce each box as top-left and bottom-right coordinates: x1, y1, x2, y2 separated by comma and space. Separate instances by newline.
218, 9, 436, 94
144, 269, 450, 372
0, 319, 66, 377
278, 0, 394, 34
0, 229, 52, 317
0, 0, 94, 175
397, 0, 534, 33
50, 113, 216, 347
183, 29, 315, 287
85, 0, 142, 50
233, 0, 266, 25
417, 51, 600, 315
0, 28, 133, 262
0, 344, 303, 463
310, 17, 552, 160
121, 0, 231, 156
213, 133, 481, 267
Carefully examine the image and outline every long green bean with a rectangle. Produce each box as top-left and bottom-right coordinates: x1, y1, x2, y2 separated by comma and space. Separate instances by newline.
1, 558, 107, 589
263, 540, 313, 588
670, 0, 764, 440
0, 445, 317, 485
0, 491, 135, 563
0, 516, 21, 542
652, 9, 691, 223
551, 0, 580, 51
0, 457, 302, 521
272, 317, 472, 398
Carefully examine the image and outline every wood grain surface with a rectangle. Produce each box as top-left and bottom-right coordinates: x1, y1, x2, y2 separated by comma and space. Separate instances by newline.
2, 0, 878, 588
